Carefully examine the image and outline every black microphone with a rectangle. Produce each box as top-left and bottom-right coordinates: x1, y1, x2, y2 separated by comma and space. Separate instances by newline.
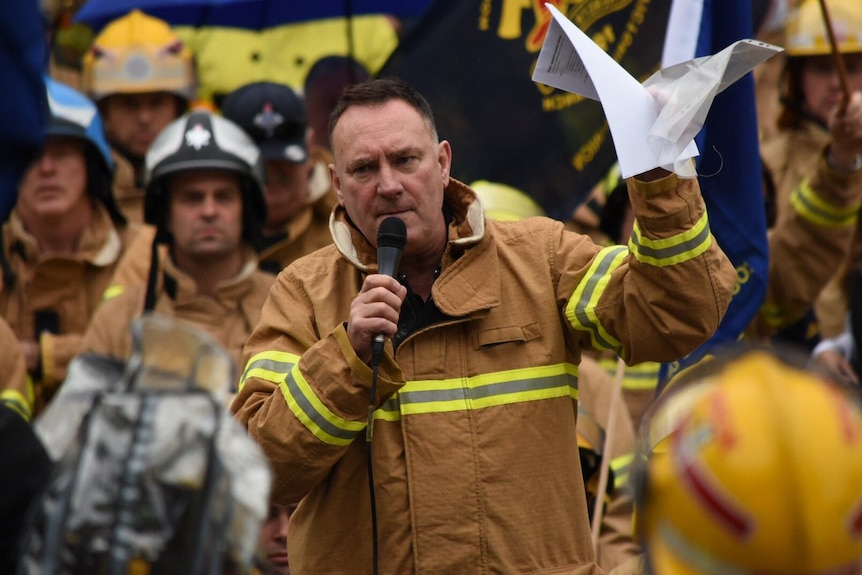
373, 217, 407, 350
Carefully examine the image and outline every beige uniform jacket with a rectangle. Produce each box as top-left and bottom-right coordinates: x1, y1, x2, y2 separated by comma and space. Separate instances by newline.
577, 356, 639, 573
0, 316, 32, 421
83, 248, 274, 373
232, 176, 735, 575
258, 146, 337, 275
258, 197, 335, 275
0, 205, 140, 415
111, 148, 145, 225
761, 122, 862, 338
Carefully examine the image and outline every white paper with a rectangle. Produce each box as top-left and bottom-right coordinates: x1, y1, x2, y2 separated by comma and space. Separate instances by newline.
532, 4, 782, 178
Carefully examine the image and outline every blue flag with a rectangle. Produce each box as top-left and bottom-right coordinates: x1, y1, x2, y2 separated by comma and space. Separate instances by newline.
660, 0, 769, 383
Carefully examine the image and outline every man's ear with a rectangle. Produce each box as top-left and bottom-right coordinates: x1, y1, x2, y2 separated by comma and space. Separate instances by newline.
329, 163, 344, 205
438, 140, 452, 186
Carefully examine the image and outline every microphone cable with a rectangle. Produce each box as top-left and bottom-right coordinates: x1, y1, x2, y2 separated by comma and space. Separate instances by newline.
366, 337, 386, 575
365, 216, 405, 575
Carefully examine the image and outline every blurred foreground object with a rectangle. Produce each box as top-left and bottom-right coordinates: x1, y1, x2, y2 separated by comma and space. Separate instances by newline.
636, 350, 862, 575
19, 314, 272, 575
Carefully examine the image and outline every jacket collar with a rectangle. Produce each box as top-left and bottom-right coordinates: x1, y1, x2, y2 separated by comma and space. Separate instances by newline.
162, 245, 260, 305
8, 203, 123, 267
329, 178, 499, 316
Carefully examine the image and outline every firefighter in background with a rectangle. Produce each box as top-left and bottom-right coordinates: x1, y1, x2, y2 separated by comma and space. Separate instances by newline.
221, 81, 335, 275
630, 350, 862, 575
761, 0, 862, 340
81, 9, 196, 223
0, 78, 140, 417
83, 110, 275, 375
472, 179, 639, 573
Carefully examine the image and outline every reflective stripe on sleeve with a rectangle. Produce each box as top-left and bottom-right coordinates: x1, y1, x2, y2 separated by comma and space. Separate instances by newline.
629, 212, 712, 267
565, 246, 627, 352
1, 385, 33, 422
791, 179, 861, 228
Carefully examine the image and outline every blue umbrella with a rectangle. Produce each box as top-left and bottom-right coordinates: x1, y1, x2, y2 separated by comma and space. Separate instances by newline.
75, 0, 432, 32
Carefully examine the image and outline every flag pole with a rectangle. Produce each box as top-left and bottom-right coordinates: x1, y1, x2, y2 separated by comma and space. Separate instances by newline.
590, 356, 625, 560
818, 0, 852, 109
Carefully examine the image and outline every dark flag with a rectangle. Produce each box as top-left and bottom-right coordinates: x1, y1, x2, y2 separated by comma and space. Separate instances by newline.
379, 0, 672, 220
659, 0, 769, 384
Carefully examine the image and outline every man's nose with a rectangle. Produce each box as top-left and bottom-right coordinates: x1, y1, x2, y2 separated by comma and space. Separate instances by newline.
376, 163, 401, 195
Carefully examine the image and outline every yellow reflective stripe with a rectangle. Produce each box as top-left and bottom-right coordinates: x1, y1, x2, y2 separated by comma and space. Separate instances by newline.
280, 367, 365, 446
629, 212, 711, 267
238, 350, 301, 391
611, 452, 634, 489
375, 364, 579, 419
102, 284, 125, 301
759, 301, 791, 328
566, 246, 626, 352
239, 350, 364, 446
598, 358, 660, 391
1, 388, 33, 421
791, 179, 861, 228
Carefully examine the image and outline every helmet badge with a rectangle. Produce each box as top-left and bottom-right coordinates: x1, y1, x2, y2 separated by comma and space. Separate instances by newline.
184, 123, 212, 151
254, 102, 284, 138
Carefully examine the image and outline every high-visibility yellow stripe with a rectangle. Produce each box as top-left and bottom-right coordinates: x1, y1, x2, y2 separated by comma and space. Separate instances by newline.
238, 350, 301, 391
612, 452, 634, 489
629, 213, 712, 267
566, 246, 627, 352
374, 363, 579, 419
242, 352, 580, 444
102, 284, 125, 301
1, 389, 32, 421
280, 367, 366, 446
598, 357, 661, 391
791, 179, 861, 228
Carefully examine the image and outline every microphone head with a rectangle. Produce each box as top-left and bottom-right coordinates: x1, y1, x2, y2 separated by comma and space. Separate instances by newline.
377, 216, 407, 250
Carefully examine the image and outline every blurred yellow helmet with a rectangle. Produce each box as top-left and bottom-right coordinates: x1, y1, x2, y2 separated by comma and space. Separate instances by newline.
785, 0, 862, 57
82, 9, 196, 101
471, 180, 545, 222
640, 351, 862, 575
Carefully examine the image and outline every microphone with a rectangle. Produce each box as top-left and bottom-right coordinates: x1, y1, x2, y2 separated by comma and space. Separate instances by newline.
373, 217, 407, 349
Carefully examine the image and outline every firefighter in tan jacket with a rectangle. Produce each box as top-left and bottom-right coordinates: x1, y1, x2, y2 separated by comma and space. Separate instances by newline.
0, 78, 140, 417
221, 81, 335, 275
81, 9, 195, 224
231, 79, 736, 575
760, 0, 862, 340
82, 110, 274, 374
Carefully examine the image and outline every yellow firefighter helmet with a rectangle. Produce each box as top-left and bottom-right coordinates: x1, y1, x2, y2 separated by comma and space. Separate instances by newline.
470, 180, 545, 221
82, 9, 196, 101
639, 351, 862, 575
785, 0, 862, 57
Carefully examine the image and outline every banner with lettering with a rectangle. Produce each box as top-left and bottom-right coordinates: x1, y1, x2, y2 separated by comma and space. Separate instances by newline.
380, 0, 672, 220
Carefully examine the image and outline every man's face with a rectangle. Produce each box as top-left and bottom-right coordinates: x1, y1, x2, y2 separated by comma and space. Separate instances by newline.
801, 53, 862, 124
101, 91, 183, 158
17, 136, 90, 221
260, 503, 296, 575
330, 99, 452, 258
263, 158, 310, 232
166, 171, 244, 263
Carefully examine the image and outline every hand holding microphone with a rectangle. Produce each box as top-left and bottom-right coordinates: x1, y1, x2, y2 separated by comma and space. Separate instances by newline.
346, 217, 408, 364
371, 217, 407, 363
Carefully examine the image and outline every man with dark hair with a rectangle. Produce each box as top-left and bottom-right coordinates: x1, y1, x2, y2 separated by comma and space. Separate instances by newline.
233, 77, 736, 574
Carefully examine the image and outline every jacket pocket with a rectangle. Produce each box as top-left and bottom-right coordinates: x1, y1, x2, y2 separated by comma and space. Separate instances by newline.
473, 322, 542, 349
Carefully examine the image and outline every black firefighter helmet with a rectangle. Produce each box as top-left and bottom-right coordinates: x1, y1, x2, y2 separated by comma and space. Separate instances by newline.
143, 110, 267, 247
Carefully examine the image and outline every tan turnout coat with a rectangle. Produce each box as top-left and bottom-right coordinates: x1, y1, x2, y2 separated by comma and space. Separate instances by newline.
233, 175, 735, 575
